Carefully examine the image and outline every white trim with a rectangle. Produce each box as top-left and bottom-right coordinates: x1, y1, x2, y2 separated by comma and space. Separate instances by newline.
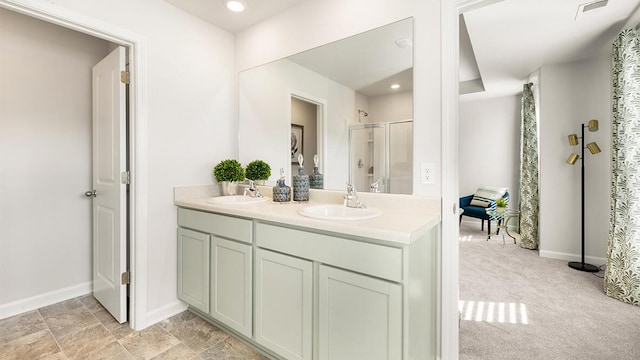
539, 250, 607, 267
0, 282, 92, 319
289, 89, 328, 182
1, 0, 149, 330
440, 0, 461, 359
145, 300, 189, 328
457, 0, 505, 13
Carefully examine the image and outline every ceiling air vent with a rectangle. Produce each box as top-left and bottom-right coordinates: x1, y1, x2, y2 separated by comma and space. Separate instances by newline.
575, 0, 609, 20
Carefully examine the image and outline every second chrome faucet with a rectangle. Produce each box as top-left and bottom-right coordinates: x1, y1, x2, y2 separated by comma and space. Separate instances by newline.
344, 183, 365, 208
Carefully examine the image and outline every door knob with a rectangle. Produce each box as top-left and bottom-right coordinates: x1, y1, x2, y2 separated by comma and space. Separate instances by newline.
84, 190, 97, 198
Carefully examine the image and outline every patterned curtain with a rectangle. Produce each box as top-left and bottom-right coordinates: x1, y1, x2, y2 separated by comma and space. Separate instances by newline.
605, 29, 640, 306
519, 83, 540, 250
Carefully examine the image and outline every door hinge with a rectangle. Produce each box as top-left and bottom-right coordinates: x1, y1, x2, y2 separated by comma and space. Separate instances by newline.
120, 70, 130, 84
121, 271, 130, 285
121, 171, 130, 185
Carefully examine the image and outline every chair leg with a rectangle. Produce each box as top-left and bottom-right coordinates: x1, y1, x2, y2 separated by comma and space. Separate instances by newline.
487, 220, 491, 240
496, 219, 502, 235
481, 219, 485, 231
459, 214, 462, 225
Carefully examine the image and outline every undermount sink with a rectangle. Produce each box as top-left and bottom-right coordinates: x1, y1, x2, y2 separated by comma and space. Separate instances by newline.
207, 195, 268, 205
298, 204, 382, 221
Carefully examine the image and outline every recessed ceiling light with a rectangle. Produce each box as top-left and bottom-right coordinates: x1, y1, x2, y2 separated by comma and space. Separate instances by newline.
390, 84, 400, 90
225, 0, 247, 12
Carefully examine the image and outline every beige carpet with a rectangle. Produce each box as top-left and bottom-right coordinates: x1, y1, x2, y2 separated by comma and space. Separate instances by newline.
459, 219, 640, 359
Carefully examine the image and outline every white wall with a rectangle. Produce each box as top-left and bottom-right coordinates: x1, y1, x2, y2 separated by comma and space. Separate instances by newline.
0, 8, 110, 312
7, 0, 236, 322
235, 0, 442, 197
538, 54, 611, 264
367, 91, 413, 123
458, 95, 521, 205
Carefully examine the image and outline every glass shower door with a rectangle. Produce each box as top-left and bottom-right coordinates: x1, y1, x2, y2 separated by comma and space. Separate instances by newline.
389, 121, 413, 194
349, 124, 387, 193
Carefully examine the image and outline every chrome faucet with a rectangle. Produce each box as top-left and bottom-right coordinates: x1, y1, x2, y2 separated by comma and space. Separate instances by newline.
370, 179, 380, 193
344, 183, 365, 208
244, 180, 263, 198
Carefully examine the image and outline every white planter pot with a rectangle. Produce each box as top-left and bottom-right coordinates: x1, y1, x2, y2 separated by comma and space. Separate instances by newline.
221, 181, 239, 196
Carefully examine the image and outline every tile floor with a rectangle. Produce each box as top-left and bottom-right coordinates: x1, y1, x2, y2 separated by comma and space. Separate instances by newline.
0, 295, 268, 360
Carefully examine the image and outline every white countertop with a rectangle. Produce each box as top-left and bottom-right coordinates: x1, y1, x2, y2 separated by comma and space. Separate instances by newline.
174, 185, 441, 245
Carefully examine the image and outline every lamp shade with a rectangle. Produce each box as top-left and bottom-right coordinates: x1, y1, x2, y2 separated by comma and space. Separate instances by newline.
568, 134, 579, 146
588, 119, 599, 132
586, 142, 601, 154
567, 153, 580, 165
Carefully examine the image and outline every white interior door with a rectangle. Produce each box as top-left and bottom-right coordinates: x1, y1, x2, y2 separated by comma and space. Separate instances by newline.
91, 46, 127, 323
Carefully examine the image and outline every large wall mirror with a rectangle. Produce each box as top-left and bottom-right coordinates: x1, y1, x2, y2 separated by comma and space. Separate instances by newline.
238, 18, 413, 194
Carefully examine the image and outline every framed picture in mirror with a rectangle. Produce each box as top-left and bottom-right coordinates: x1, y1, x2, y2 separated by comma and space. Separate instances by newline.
291, 124, 303, 163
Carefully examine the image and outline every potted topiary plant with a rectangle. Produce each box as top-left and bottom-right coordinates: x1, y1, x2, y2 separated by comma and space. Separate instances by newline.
245, 160, 271, 185
213, 159, 245, 195
495, 197, 507, 213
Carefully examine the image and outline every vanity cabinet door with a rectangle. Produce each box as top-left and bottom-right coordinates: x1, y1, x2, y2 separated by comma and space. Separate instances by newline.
177, 228, 210, 313
255, 249, 313, 360
318, 265, 402, 360
210, 236, 252, 337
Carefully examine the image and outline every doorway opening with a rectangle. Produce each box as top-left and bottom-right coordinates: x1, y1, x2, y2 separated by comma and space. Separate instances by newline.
0, 0, 147, 330
289, 91, 327, 183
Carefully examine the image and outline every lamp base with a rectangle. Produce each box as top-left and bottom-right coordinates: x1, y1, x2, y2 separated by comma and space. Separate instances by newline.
568, 261, 599, 272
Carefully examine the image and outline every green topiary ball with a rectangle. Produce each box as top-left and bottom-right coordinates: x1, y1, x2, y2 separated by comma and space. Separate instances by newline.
245, 160, 271, 181
213, 159, 245, 182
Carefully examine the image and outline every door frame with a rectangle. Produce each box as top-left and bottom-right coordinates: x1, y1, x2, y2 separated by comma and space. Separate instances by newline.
1, 0, 149, 330
289, 89, 327, 183
440, 1, 504, 359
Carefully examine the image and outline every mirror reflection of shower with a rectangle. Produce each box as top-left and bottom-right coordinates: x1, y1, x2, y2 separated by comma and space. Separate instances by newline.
349, 120, 413, 194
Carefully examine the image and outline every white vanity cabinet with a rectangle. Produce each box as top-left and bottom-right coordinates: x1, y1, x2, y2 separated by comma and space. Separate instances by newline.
210, 236, 253, 337
318, 265, 402, 360
177, 208, 253, 337
175, 198, 438, 360
254, 222, 420, 360
177, 228, 210, 313
255, 248, 313, 360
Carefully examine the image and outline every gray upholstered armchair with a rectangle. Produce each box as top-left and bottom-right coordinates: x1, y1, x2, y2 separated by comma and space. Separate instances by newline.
459, 191, 509, 239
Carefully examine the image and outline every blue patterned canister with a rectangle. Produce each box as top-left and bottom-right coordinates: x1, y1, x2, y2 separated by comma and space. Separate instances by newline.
309, 166, 323, 189
272, 181, 291, 202
272, 168, 291, 202
293, 167, 309, 201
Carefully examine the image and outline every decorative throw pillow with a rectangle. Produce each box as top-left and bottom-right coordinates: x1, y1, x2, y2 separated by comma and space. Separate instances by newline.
470, 185, 508, 208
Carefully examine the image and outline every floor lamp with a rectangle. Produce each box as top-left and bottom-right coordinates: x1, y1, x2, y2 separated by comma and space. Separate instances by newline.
566, 119, 601, 272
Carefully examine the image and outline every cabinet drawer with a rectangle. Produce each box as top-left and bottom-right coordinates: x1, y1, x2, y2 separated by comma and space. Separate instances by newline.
178, 208, 252, 244
256, 222, 403, 282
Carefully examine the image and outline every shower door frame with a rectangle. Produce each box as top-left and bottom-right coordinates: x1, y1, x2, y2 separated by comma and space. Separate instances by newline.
348, 119, 413, 194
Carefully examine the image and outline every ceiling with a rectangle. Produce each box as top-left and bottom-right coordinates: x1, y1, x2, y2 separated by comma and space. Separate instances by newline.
163, 0, 310, 33
461, 0, 640, 101
165, 0, 640, 100
287, 19, 413, 97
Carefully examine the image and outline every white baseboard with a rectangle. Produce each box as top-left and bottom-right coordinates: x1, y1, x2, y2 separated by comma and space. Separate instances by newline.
539, 250, 607, 267
145, 300, 188, 327
0, 282, 92, 320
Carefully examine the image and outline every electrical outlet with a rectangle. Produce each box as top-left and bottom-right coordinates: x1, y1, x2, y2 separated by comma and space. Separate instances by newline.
421, 162, 435, 184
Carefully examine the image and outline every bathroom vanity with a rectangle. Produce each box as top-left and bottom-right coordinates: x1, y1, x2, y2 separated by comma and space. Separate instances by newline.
174, 186, 440, 360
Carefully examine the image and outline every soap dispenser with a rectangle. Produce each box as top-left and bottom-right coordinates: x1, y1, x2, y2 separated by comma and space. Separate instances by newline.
292, 154, 310, 201
272, 168, 291, 202
309, 154, 324, 189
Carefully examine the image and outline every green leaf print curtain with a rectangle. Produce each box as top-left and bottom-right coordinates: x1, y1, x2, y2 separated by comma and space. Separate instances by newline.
519, 83, 539, 250
605, 28, 640, 306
